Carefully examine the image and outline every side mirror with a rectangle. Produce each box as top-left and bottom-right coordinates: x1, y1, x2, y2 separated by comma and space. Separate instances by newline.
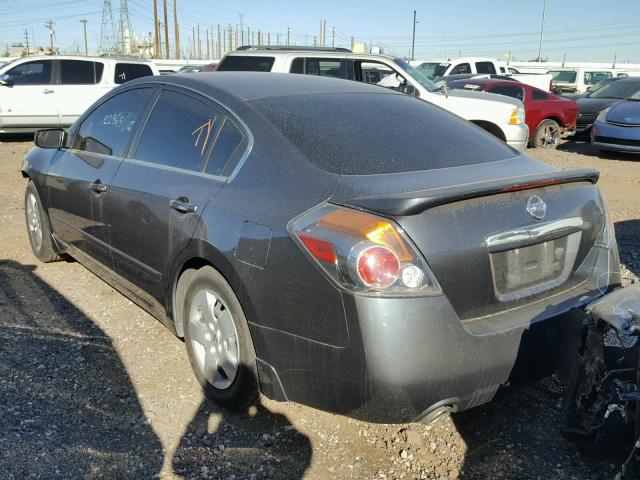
34, 129, 66, 149
402, 84, 417, 96
0, 74, 13, 87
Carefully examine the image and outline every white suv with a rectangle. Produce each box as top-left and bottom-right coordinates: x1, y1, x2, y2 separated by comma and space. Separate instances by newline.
217, 48, 529, 151
0, 56, 159, 133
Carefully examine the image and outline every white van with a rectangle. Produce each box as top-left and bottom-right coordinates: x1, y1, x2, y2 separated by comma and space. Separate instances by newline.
0, 55, 159, 133
548, 67, 629, 94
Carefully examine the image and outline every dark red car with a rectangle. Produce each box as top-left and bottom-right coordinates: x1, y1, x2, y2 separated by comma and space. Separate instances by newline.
448, 78, 579, 149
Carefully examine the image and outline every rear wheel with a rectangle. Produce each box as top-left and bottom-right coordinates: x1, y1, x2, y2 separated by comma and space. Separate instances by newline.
182, 266, 259, 410
533, 119, 561, 149
24, 181, 61, 263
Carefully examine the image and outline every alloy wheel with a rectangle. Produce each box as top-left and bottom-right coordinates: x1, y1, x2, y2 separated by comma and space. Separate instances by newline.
188, 289, 239, 389
26, 192, 43, 251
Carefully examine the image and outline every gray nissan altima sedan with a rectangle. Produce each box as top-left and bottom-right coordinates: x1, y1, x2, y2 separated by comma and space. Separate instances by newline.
22, 72, 620, 423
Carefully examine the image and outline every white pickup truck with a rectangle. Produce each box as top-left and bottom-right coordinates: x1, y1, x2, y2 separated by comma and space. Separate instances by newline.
413, 57, 552, 92
216, 49, 530, 152
0, 55, 159, 133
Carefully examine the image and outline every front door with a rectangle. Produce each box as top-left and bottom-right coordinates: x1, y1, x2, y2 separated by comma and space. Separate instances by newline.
0, 59, 58, 129
45, 87, 155, 269
107, 88, 245, 302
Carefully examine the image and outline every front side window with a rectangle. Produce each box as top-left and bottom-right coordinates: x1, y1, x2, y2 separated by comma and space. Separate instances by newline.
451, 63, 471, 75
134, 90, 222, 172
488, 85, 525, 102
60, 60, 104, 85
7, 60, 52, 85
217, 56, 275, 72
114, 63, 153, 84
72, 88, 153, 157
476, 62, 497, 74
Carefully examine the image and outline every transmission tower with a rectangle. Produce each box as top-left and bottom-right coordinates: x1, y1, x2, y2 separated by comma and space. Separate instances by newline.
118, 0, 133, 54
99, 0, 118, 54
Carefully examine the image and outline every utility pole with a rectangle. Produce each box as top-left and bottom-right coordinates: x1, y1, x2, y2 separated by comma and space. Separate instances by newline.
228, 26, 232, 53
173, 0, 180, 59
350, 36, 354, 51
331, 26, 335, 48
45, 19, 55, 53
276, 33, 281, 46
286, 26, 291, 46
323, 19, 326, 47
313, 35, 317, 47
239, 13, 244, 45
153, 0, 160, 58
267, 32, 271, 47
81, 19, 88, 55
258, 31, 261, 47
206, 29, 210, 59
192, 26, 195, 59
23, 29, 30, 56
411, 10, 417, 61
537, 0, 547, 62
217, 24, 221, 58
196, 25, 200, 58
319, 18, 324, 47
163, 0, 170, 58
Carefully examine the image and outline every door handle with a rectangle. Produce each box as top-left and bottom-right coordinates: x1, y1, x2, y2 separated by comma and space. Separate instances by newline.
42, 88, 55, 94
90, 180, 107, 194
170, 197, 197, 214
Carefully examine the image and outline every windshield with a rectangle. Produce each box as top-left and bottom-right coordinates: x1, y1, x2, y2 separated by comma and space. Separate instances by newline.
549, 70, 577, 83
415, 62, 449, 80
588, 80, 640, 99
394, 59, 439, 92
625, 89, 640, 101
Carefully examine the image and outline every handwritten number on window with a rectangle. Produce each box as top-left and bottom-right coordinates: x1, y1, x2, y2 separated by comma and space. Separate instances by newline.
192, 118, 215, 156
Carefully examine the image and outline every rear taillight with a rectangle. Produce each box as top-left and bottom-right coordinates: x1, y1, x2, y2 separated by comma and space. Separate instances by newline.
289, 204, 441, 296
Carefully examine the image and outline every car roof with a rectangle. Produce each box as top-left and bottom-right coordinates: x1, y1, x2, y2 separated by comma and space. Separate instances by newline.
5, 55, 152, 64
222, 49, 397, 61
132, 71, 401, 101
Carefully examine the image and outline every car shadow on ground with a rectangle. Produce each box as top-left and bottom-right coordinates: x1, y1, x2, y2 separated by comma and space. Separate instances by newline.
557, 138, 640, 161
0, 259, 164, 478
616, 219, 640, 279
451, 379, 618, 479
0, 133, 33, 143
172, 389, 312, 479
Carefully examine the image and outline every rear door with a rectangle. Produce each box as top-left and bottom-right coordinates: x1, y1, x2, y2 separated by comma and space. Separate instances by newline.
56, 59, 111, 126
107, 87, 248, 300
0, 59, 58, 128
45, 86, 155, 269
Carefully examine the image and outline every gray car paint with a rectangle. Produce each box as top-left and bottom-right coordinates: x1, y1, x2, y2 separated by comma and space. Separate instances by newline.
22, 72, 620, 422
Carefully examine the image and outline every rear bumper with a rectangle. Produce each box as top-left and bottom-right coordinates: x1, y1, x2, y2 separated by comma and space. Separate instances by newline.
503, 123, 529, 152
253, 245, 620, 423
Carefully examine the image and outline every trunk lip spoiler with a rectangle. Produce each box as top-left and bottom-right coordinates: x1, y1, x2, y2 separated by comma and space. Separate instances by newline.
337, 168, 600, 217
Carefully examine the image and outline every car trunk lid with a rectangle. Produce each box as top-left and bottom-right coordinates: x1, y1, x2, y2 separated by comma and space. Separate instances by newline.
331, 158, 604, 321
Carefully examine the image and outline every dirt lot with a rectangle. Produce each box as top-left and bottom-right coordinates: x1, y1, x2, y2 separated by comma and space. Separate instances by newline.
0, 137, 638, 480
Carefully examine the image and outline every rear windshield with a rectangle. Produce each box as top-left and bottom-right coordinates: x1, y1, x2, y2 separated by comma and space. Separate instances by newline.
549, 70, 577, 83
251, 93, 517, 175
217, 56, 275, 72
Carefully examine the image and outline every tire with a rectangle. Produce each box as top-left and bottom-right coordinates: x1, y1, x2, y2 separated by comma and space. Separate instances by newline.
182, 266, 259, 410
533, 119, 561, 149
24, 181, 62, 263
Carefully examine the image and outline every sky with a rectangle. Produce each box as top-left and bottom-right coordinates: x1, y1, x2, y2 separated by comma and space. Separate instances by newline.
2, 0, 640, 63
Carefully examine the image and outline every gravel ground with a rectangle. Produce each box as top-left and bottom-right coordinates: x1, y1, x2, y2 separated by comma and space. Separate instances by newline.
0, 136, 638, 480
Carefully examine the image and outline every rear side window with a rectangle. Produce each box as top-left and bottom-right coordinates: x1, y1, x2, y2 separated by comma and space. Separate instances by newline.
205, 119, 245, 176
532, 89, 549, 100
476, 62, 497, 74
488, 85, 525, 102
299, 58, 346, 78
251, 93, 517, 175
451, 63, 471, 75
7, 60, 52, 85
60, 60, 104, 84
115, 63, 153, 84
217, 56, 275, 72
134, 90, 221, 172
72, 88, 153, 157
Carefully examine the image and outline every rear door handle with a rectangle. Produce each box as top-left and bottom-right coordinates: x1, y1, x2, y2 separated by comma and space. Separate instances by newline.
170, 197, 197, 214
42, 88, 55, 94
90, 180, 107, 194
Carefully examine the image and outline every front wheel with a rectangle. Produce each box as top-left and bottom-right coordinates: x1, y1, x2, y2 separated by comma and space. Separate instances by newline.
533, 119, 561, 149
24, 181, 62, 263
182, 266, 259, 410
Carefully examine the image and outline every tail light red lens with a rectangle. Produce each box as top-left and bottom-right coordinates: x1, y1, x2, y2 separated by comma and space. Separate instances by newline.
289, 204, 441, 296
356, 245, 400, 288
